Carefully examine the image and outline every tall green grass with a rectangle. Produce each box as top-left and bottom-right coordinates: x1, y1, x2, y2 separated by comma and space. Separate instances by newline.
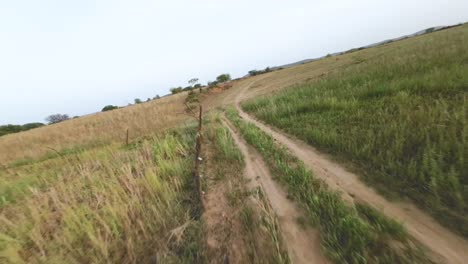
242, 25, 468, 236
225, 108, 428, 263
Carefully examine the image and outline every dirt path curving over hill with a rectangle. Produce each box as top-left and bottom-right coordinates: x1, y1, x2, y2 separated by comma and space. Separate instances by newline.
222, 119, 329, 264
234, 81, 468, 264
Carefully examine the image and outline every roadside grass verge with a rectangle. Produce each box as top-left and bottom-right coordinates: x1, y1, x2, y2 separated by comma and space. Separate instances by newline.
226, 107, 428, 263
242, 24, 468, 237
204, 113, 290, 263
0, 125, 204, 263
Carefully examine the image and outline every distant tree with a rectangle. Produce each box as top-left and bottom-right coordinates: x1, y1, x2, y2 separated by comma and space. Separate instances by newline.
22, 123, 45, 130
189, 78, 200, 93
0, 123, 45, 137
46, 114, 70, 124
153, 95, 160, 100
249, 70, 259, 76
183, 86, 193, 91
0, 125, 23, 137
146, 98, 151, 102
102, 105, 118, 112
207, 81, 218, 88
216, 73, 231, 83
170, 87, 183, 94
249, 67, 272, 76
73, 116, 80, 119
425, 27, 435, 34
188, 78, 199, 86
134, 98, 142, 104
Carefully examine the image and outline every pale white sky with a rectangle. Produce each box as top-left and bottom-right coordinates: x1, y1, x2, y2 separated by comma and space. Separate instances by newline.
0, 0, 467, 124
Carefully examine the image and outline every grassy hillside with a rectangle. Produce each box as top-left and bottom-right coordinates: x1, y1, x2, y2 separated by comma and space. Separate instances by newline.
0, 107, 290, 263
1, 125, 204, 263
1, 22, 466, 263
0, 93, 188, 166
242, 24, 468, 235
226, 107, 428, 263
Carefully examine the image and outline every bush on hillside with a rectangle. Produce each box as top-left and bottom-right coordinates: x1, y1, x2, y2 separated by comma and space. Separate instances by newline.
248, 67, 272, 76
207, 81, 218, 88
102, 105, 119, 112
216, 73, 231, 83
170, 87, 183, 94
0, 123, 45, 137
46, 114, 70, 124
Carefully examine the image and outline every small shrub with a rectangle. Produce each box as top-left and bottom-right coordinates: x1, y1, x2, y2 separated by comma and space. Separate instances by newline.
101, 105, 118, 112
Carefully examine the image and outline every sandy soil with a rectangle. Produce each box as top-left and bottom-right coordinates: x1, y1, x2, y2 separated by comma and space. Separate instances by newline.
223, 118, 329, 264
234, 81, 468, 264
203, 146, 249, 263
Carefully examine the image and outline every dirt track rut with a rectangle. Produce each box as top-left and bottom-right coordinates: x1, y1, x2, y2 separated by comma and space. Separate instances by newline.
223, 119, 329, 264
234, 81, 468, 264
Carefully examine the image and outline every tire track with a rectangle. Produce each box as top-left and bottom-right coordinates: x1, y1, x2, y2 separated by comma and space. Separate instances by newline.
222, 118, 329, 264
234, 81, 468, 264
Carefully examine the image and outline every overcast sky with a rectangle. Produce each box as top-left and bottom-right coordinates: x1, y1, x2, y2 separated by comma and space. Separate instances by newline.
1, 0, 467, 124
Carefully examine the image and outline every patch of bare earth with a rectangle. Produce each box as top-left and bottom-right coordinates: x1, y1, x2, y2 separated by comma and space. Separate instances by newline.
235, 81, 468, 264
202, 146, 248, 263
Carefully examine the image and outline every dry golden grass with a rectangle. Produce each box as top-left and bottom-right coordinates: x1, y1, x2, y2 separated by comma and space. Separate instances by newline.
0, 93, 190, 165
1, 126, 204, 263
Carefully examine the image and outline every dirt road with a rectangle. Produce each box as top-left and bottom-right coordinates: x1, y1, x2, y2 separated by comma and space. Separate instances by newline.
223, 119, 329, 264
234, 81, 468, 264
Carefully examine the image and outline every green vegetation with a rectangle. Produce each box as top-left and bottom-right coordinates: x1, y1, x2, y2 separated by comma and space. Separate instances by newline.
0, 123, 44, 137
184, 90, 200, 114
101, 105, 119, 112
242, 25, 468, 236
45, 114, 70, 124
249, 67, 273, 76
216, 73, 231, 83
206, 73, 232, 88
226, 107, 427, 263
170, 87, 184, 94
0, 125, 205, 263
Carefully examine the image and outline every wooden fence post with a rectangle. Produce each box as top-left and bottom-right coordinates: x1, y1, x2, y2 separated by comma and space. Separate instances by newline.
126, 128, 129, 146
194, 105, 204, 209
